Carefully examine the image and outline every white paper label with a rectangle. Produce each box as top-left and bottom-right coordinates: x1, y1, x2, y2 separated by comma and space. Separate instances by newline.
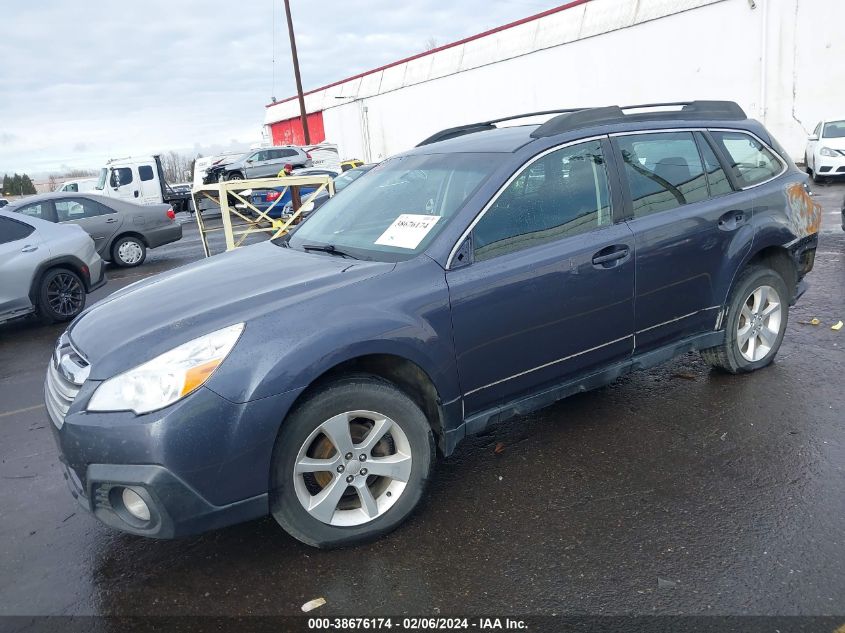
375, 214, 440, 249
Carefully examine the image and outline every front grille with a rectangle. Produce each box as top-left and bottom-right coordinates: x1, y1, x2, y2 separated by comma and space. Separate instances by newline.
45, 335, 89, 429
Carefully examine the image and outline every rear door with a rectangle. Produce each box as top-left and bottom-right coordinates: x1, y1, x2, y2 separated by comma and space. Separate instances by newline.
137, 163, 162, 204
611, 130, 754, 352
0, 216, 43, 317
446, 138, 635, 414
54, 197, 122, 255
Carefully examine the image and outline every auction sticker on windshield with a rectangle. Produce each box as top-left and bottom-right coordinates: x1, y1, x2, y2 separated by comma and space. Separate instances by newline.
375, 214, 440, 249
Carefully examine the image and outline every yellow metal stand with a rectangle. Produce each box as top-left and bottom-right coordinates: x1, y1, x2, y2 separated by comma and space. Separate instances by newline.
190, 175, 335, 257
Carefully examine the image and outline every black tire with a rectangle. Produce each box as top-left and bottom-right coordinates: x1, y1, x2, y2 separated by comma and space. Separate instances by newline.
700, 265, 789, 374
111, 235, 147, 267
270, 375, 435, 548
227, 172, 244, 181
804, 156, 812, 175
35, 268, 86, 324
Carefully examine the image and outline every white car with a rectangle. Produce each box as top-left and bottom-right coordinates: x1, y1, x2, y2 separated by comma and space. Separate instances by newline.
805, 119, 845, 182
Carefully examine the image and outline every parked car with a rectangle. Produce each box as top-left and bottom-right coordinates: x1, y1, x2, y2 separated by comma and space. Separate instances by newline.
249, 168, 341, 218
7, 192, 182, 267
276, 164, 376, 218
0, 210, 105, 325
341, 159, 364, 172
213, 146, 312, 182
45, 101, 820, 548
58, 178, 98, 193
804, 119, 845, 182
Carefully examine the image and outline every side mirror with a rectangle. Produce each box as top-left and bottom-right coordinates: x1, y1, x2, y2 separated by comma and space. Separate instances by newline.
808, 134, 819, 142
246, 158, 254, 163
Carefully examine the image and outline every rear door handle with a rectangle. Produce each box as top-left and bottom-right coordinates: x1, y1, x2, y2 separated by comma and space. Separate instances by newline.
591, 245, 630, 268
21, 245, 38, 253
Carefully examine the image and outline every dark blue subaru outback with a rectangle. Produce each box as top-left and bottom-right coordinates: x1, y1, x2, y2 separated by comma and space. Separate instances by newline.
46, 102, 821, 547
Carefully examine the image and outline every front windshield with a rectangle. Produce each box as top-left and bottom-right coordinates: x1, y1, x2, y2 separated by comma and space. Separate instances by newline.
822, 120, 845, 138
95, 168, 107, 190
288, 153, 501, 261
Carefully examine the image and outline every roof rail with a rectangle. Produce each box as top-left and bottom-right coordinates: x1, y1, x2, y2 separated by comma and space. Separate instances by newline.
530, 100, 747, 138
415, 108, 586, 147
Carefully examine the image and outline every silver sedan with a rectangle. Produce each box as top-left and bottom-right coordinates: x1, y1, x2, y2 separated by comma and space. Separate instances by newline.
5, 193, 182, 267
0, 210, 106, 325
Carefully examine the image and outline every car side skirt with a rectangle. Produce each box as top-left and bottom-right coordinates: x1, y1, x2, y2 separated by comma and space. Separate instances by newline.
442, 330, 725, 455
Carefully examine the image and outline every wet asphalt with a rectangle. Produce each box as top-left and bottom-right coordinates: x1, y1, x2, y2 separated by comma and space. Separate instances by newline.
0, 186, 843, 619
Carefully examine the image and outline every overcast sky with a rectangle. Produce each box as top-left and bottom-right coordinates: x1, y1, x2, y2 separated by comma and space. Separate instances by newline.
0, 0, 560, 177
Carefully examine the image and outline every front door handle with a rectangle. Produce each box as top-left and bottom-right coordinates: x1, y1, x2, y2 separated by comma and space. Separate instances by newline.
592, 245, 630, 268
105, 218, 117, 223
21, 245, 38, 253
133, 190, 140, 198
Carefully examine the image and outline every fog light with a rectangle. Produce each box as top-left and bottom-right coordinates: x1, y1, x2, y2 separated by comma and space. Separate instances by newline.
121, 488, 151, 522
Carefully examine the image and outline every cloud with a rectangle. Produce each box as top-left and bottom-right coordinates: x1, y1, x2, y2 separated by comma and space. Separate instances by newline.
0, 0, 560, 175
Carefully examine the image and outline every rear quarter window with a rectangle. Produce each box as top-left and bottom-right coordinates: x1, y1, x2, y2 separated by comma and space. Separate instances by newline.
0, 216, 35, 243
710, 131, 783, 187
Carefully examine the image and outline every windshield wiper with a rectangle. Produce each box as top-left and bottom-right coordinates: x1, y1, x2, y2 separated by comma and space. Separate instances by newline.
301, 244, 359, 259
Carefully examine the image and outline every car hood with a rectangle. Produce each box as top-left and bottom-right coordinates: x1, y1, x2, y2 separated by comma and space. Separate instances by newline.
821, 137, 845, 150
69, 241, 393, 379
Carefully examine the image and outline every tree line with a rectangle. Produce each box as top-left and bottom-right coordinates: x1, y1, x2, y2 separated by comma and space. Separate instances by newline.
2, 173, 37, 195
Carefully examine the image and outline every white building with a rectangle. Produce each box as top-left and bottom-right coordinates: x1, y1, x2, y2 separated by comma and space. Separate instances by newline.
263, 0, 845, 162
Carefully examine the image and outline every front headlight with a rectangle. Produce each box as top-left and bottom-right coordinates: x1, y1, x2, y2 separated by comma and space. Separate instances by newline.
88, 323, 244, 414
820, 147, 837, 157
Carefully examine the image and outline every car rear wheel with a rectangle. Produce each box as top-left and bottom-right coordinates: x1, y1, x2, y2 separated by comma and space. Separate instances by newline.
36, 268, 86, 324
112, 236, 146, 267
700, 265, 789, 373
270, 375, 435, 548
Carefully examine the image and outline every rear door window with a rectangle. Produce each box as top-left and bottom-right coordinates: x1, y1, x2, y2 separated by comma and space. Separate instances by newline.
139, 165, 155, 181
616, 132, 708, 218
709, 131, 783, 187
696, 133, 733, 197
0, 216, 35, 243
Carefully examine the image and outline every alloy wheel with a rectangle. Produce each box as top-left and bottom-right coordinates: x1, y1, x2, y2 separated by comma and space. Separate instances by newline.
737, 284, 782, 362
46, 273, 84, 317
292, 410, 412, 527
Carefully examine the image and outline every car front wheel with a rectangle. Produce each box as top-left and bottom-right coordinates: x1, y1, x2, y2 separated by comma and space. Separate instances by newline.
701, 265, 789, 373
270, 375, 435, 548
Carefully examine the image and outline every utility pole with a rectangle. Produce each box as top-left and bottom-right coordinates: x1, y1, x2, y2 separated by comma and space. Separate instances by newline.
283, 0, 311, 145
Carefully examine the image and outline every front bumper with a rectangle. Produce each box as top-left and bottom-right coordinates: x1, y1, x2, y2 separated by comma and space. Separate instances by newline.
815, 152, 845, 176
47, 383, 302, 538
145, 222, 183, 249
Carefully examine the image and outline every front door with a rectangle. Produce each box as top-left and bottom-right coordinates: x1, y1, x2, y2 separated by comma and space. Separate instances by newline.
446, 139, 635, 415
109, 166, 140, 202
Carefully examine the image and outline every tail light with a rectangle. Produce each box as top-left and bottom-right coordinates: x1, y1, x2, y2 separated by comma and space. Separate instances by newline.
306, 152, 312, 159
166, 208, 176, 220
266, 191, 281, 201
